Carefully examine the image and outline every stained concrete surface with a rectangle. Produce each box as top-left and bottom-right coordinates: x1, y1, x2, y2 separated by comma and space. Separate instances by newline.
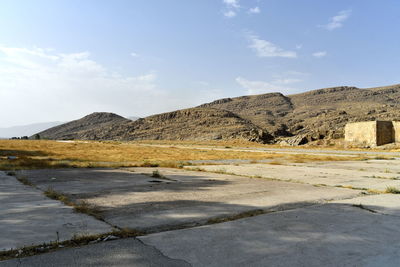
16, 168, 170, 195
0, 172, 112, 251
3, 156, 400, 266
140, 203, 400, 267
193, 159, 400, 190
334, 194, 400, 216
17, 168, 358, 231
290, 159, 400, 173
0, 238, 190, 267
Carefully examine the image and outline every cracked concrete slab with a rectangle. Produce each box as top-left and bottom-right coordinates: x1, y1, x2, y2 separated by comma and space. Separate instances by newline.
192, 159, 400, 190
140, 203, 400, 267
17, 168, 359, 232
0, 172, 112, 251
333, 194, 400, 216
0, 238, 190, 267
16, 168, 170, 195
290, 159, 400, 173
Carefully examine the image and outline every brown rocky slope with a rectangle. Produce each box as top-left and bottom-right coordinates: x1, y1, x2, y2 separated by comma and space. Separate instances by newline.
34, 84, 400, 144
43, 108, 272, 143
199, 84, 400, 144
35, 112, 131, 140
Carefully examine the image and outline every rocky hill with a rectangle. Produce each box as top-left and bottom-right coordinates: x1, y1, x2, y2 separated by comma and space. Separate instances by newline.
34, 84, 400, 145
34, 112, 130, 140
199, 84, 400, 144
77, 108, 272, 143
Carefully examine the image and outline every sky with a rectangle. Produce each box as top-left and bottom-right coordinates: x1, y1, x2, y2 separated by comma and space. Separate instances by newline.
1, 0, 400, 127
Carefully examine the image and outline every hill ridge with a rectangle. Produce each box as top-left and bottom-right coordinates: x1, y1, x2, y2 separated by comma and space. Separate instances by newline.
34, 83, 400, 145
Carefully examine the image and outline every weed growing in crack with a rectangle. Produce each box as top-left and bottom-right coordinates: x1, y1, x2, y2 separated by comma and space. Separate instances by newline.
44, 187, 104, 219
44, 187, 70, 204
386, 186, 400, 194
73, 200, 103, 220
0, 229, 143, 261
151, 170, 165, 178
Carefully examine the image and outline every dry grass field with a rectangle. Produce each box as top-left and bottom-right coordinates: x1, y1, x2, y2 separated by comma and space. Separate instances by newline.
0, 140, 375, 171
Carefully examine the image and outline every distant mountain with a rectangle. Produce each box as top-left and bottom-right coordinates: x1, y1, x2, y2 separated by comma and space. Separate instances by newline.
33, 84, 400, 144
0, 121, 63, 138
34, 112, 130, 140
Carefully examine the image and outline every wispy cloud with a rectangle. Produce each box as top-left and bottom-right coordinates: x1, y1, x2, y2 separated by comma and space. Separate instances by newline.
223, 0, 240, 9
273, 78, 302, 84
222, 0, 240, 18
322, 9, 352, 30
247, 34, 297, 58
248, 7, 260, 14
223, 10, 237, 18
236, 76, 301, 95
0, 46, 161, 125
130, 52, 139, 57
312, 51, 327, 58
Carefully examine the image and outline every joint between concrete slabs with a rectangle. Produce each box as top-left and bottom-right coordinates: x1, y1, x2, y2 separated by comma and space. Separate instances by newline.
135, 238, 193, 266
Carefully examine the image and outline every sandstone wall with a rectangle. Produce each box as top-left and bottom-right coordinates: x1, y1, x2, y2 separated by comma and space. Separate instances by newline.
345, 121, 377, 146
345, 121, 399, 146
392, 121, 400, 143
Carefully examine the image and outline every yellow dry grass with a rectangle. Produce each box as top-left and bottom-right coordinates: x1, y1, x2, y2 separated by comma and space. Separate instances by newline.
0, 140, 371, 170
133, 139, 400, 152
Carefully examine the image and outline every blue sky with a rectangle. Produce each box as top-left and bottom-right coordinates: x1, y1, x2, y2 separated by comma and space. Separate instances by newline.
1, 0, 400, 127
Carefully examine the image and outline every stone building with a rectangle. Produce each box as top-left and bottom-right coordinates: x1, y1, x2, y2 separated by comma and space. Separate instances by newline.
345, 121, 400, 146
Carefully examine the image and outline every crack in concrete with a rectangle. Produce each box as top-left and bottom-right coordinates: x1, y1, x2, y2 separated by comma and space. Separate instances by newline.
351, 204, 400, 217
352, 204, 378, 213
135, 238, 193, 266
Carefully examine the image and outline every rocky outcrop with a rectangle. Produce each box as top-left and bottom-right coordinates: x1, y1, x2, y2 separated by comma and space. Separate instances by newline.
33, 112, 130, 140
202, 84, 400, 144
89, 108, 274, 143
34, 83, 400, 145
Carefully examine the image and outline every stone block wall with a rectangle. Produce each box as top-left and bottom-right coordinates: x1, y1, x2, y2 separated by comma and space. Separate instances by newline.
345, 121, 378, 146
345, 121, 400, 146
392, 121, 400, 143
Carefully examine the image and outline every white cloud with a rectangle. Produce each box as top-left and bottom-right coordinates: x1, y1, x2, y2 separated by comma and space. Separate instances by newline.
322, 9, 351, 30
273, 78, 302, 84
223, 0, 240, 9
222, 0, 240, 18
130, 52, 139, 57
312, 51, 327, 58
0, 46, 163, 127
283, 70, 309, 76
247, 34, 297, 58
295, 44, 302, 50
248, 7, 260, 14
223, 10, 237, 18
0, 46, 59, 61
236, 76, 301, 95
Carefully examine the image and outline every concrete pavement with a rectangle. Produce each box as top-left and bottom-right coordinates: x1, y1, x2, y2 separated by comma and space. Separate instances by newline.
3, 156, 400, 266
0, 238, 189, 267
0, 171, 112, 251
17, 168, 359, 232
140, 202, 400, 267
193, 159, 400, 191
